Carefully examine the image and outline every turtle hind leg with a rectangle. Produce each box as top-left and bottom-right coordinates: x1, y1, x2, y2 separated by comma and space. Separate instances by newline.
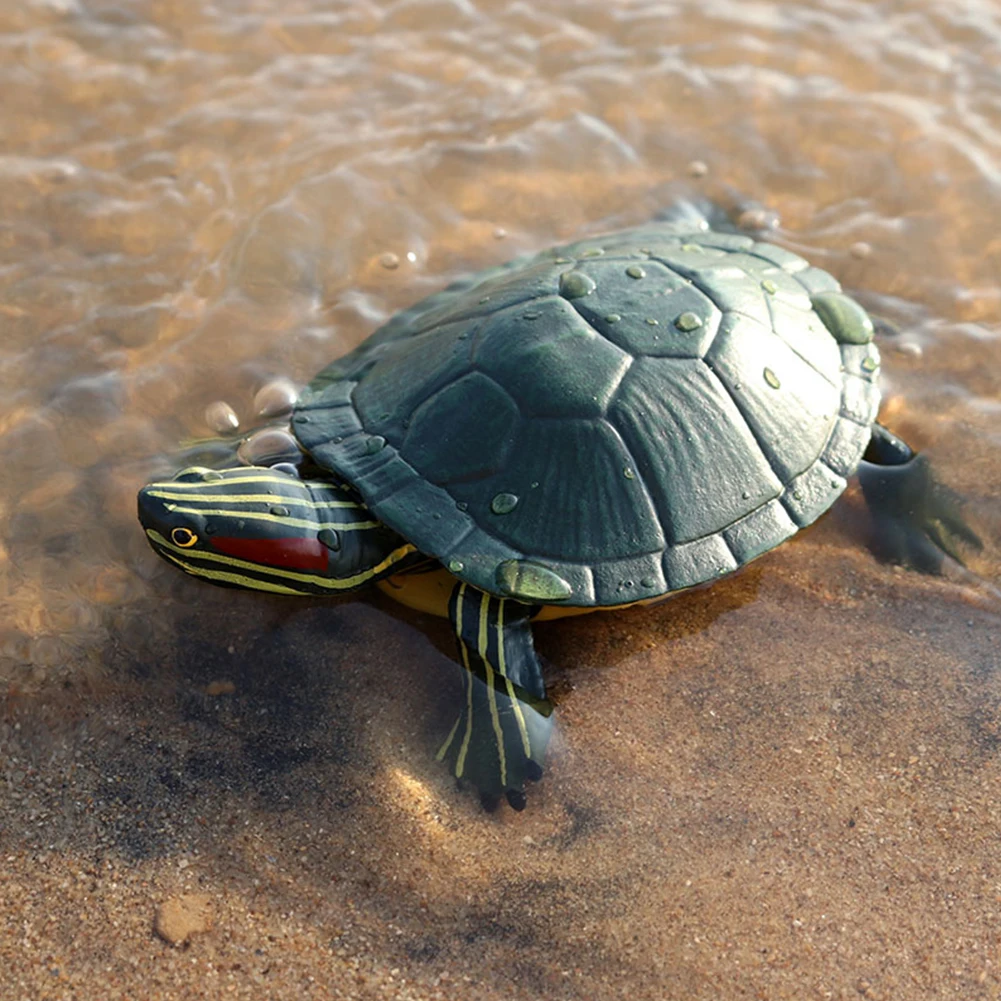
859, 423, 983, 573
439, 582, 553, 810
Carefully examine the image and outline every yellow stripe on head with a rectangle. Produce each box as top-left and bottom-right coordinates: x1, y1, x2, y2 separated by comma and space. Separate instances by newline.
160, 550, 305, 594
159, 505, 380, 533
146, 528, 416, 592
140, 463, 419, 599
144, 489, 364, 510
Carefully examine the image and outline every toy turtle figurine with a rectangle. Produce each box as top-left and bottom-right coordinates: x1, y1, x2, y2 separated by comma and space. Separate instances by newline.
138, 215, 978, 810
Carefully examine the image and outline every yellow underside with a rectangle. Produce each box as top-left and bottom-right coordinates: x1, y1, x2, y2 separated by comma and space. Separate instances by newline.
377, 566, 661, 620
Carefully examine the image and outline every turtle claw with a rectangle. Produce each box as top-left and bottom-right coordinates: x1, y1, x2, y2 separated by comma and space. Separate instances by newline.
859, 451, 983, 573
506, 789, 527, 812
523, 759, 544, 783
476, 779, 534, 813
923, 512, 983, 567
437, 679, 553, 811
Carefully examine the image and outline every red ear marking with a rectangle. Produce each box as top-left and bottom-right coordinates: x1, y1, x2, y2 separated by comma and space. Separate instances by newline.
209, 536, 329, 571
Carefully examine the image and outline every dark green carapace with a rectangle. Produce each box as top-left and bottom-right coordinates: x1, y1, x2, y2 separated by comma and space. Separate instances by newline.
294, 224, 881, 607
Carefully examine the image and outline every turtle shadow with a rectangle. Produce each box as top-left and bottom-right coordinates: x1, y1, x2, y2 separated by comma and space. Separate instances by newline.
0, 555, 765, 866
2, 572, 432, 830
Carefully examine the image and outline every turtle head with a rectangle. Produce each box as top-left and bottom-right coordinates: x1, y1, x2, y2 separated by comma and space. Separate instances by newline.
137, 465, 412, 594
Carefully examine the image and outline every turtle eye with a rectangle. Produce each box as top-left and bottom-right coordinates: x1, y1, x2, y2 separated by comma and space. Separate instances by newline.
171, 527, 199, 548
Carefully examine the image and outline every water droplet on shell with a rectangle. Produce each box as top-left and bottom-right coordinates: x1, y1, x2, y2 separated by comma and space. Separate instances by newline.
559, 271, 597, 300
674, 312, 702, 332
491, 492, 519, 515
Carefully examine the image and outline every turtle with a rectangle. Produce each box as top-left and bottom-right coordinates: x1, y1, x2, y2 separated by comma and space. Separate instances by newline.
137, 214, 979, 810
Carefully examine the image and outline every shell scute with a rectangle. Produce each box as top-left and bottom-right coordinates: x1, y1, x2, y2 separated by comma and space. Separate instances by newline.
704, 312, 841, 482
474, 297, 632, 419
446, 418, 666, 562
609, 356, 782, 545
400, 372, 520, 484
566, 257, 721, 358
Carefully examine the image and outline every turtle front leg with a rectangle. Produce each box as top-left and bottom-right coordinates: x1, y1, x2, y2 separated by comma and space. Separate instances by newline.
859, 423, 983, 573
438, 582, 554, 811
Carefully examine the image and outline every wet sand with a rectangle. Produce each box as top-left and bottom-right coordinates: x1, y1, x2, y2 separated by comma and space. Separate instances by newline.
3, 0, 1001, 998
5, 505, 1001, 1000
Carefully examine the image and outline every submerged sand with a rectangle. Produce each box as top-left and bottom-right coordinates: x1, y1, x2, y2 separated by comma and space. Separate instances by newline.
4, 497, 1001, 1000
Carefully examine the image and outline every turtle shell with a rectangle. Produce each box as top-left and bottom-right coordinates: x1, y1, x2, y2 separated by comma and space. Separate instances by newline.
294, 224, 881, 607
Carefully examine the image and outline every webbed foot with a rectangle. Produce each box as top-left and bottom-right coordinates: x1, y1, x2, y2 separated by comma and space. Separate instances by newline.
859, 423, 983, 573
440, 583, 553, 810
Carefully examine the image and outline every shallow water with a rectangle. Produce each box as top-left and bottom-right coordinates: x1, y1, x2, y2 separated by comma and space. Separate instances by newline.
2, 0, 1001, 997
